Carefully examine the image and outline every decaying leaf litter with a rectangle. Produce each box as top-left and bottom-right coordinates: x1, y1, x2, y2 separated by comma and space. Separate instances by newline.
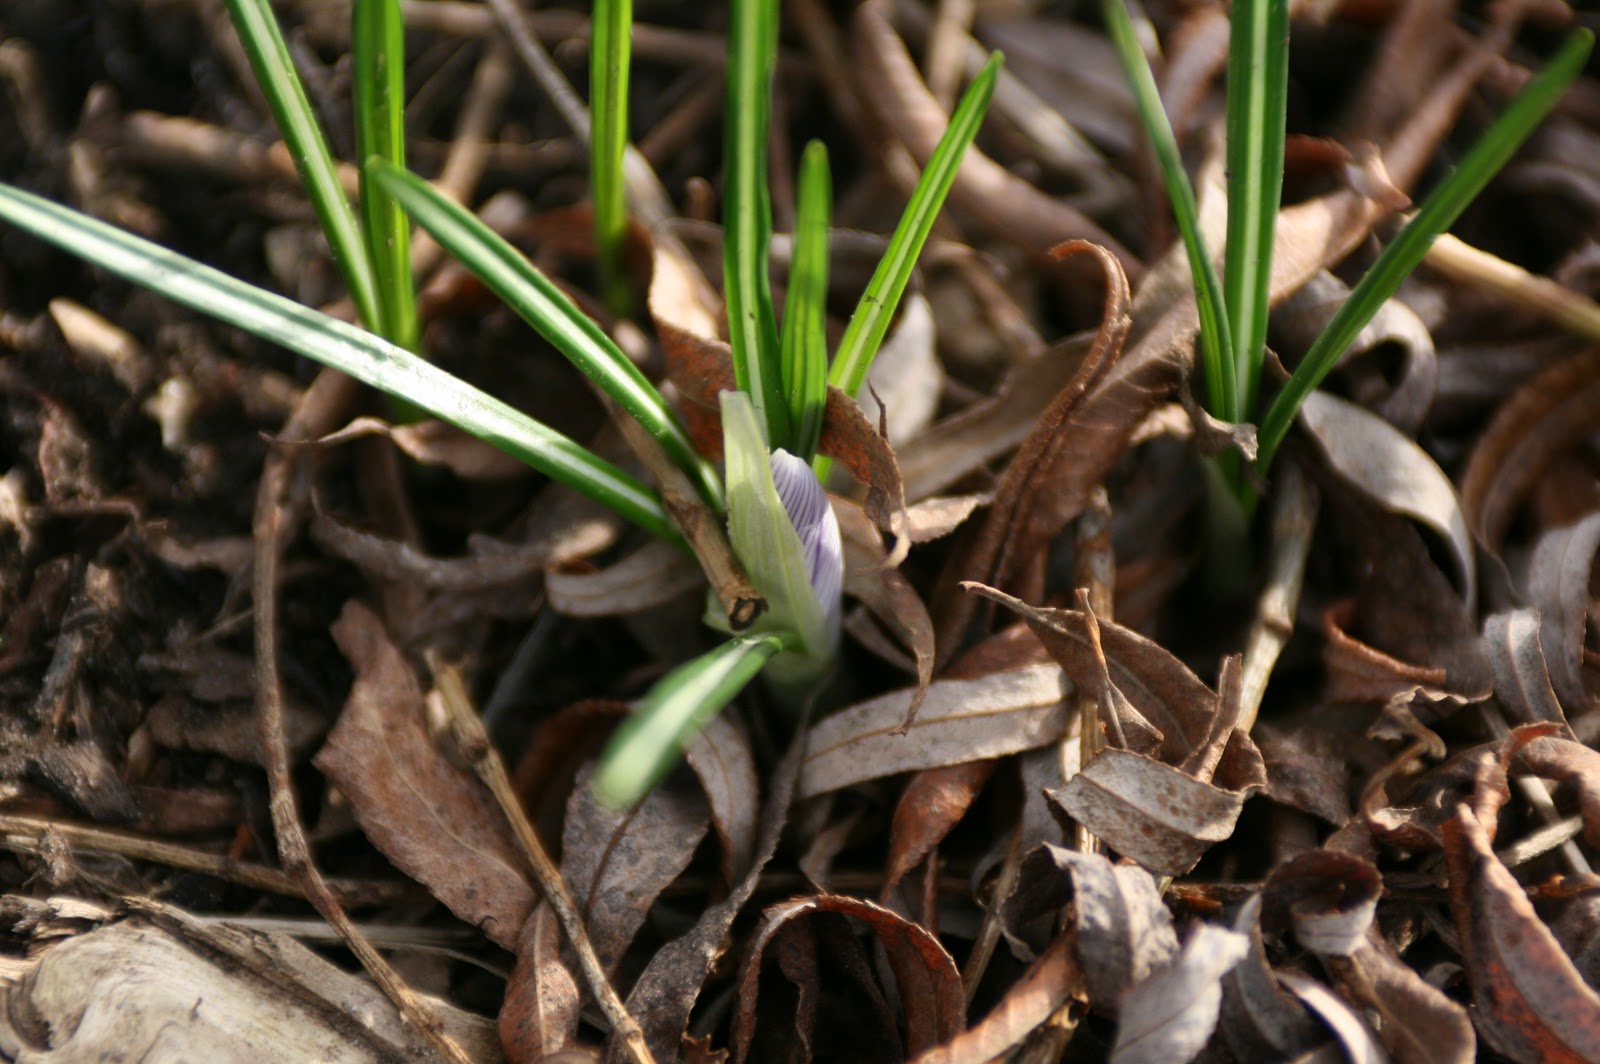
2, 1, 1600, 1061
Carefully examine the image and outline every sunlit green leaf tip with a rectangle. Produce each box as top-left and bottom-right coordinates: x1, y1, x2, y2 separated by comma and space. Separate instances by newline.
827, 52, 1002, 407
592, 633, 786, 808
1254, 26, 1594, 479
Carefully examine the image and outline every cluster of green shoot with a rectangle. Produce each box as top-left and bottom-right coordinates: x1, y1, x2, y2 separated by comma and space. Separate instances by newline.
0, 0, 998, 807
1103, 0, 1591, 501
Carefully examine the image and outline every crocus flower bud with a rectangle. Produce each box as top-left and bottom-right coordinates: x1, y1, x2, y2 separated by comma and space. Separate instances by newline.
767, 447, 843, 632
715, 390, 840, 691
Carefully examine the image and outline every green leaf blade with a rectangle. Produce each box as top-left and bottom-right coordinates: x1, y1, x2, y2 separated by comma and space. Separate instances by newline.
353, 0, 419, 352
827, 53, 1003, 406
222, 0, 380, 331
592, 633, 786, 809
0, 181, 678, 543
781, 140, 832, 463
1102, 0, 1237, 423
368, 160, 725, 512
591, 0, 633, 315
1255, 28, 1595, 477
1223, 0, 1288, 421
724, 0, 789, 449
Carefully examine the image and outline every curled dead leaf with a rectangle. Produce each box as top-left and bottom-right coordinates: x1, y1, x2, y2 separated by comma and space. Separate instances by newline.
1261, 850, 1382, 958
1047, 746, 1262, 877
1526, 510, 1600, 715
732, 894, 965, 1063
1443, 801, 1600, 1063
1461, 350, 1600, 558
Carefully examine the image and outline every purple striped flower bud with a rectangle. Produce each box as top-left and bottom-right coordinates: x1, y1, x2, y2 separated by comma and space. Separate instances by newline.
768, 448, 843, 628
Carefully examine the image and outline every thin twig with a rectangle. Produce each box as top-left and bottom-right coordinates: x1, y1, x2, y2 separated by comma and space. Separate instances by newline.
409, 40, 516, 279
252, 368, 472, 1064
1424, 229, 1600, 343
0, 812, 411, 906
1071, 486, 1115, 854
428, 655, 658, 1064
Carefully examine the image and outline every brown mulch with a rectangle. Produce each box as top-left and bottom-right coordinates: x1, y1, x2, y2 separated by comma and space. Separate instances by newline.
2, 1, 1600, 1061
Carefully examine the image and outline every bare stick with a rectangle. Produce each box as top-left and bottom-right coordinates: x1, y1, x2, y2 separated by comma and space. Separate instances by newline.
429, 656, 658, 1064
252, 368, 472, 1064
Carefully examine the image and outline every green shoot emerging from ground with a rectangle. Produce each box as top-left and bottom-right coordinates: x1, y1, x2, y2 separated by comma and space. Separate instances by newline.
1104, 0, 1592, 500
0, 0, 1001, 810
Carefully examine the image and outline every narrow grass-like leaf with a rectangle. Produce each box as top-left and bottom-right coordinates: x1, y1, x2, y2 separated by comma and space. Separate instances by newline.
352, 0, 418, 351
1223, 0, 1288, 419
369, 160, 725, 511
591, 0, 632, 316
0, 181, 678, 542
826, 54, 1002, 407
1102, 0, 1236, 423
724, 0, 789, 449
1255, 28, 1594, 477
592, 632, 787, 809
781, 140, 832, 463
222, 0, 379, 331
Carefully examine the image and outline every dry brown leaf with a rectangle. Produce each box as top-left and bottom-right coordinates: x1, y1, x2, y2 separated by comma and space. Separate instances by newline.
797, 663, 1069, 800
1443, 800, 1600, 1063
1327, 932, 1475, 1064
863, 291, 941, 448
683, 713, 760, 885
315, 416, 531, 480
1339, 509, 1491, 700
1299, 390, 1475, 606
1109, 924, 1248, 1064
998, 844, 1178, 1014
312, 501, 611, 593
1276, 969, 1387, 1064
896, 334, 1090, 503
961, 583, 1239, 764
1321, 598, 1453, 707
1526, 510, 1600, 714
545, 538, 704, 618
882, 759, 995, 898
611, 724, 805, 1064
1255, 721, 1355, 826
560, 765, 709, 975
909, 934, 1083, 1064
731, 894, 965, 1063
1461, 350, 1600, 558
836, 498, 935, 718
1483, 608, 1569, 726
315, 601, 533, 950
1513, 736, 1600, 852
499, 904, 580, 1064
816, 384, 910, 543
936, 242, 1130, 663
